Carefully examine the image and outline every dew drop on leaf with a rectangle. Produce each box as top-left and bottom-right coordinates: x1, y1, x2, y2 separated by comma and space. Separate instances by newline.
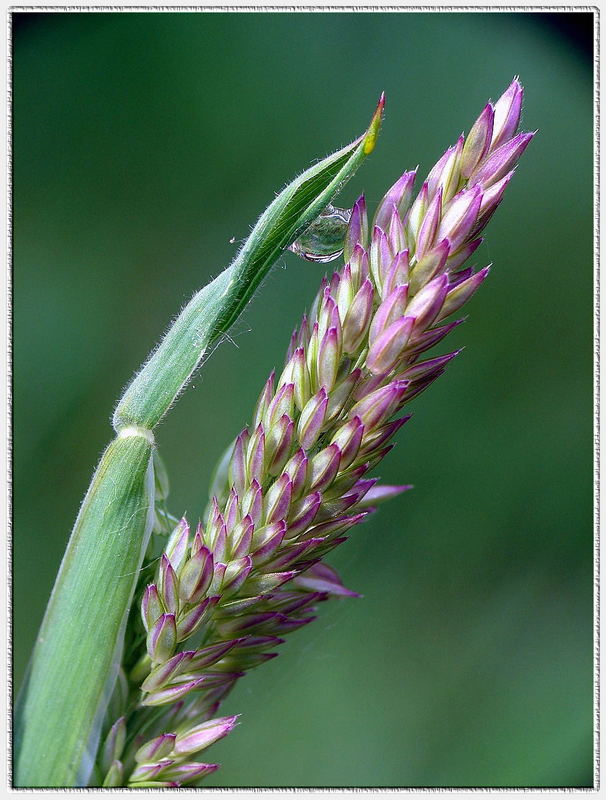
289, 204, 352, 263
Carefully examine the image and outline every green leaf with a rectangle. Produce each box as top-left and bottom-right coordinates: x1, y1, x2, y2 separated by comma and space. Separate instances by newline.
113, 95, 384, 431
14, 434, 155, 787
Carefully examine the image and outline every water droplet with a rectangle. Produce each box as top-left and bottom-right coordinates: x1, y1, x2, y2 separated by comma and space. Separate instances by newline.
289, 204, 352, 263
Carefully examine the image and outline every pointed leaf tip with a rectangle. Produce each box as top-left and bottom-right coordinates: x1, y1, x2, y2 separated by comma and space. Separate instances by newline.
363, 93, 386, 155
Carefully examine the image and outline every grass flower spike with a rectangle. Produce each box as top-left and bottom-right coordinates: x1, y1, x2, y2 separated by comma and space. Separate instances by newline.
92, 78, 533, 788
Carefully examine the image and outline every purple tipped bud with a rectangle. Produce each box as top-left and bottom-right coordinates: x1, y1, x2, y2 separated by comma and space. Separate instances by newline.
353, 372, 385, 402
349, 381, 408, 430
158, 555, 179, 615
305, 322, 320, 388
343, 279, 374, 354
298, 388, 328, 450
147, 614, 177, 663
252, 371, 275, 429
251, 520, 287, 564
246, 424, 265, 484
291, 347, 311, 411
176, 596, 218, 642
405, 318, 464, 358
264, 473, 293, 524
148, 688, 206, 712
129, 759, 176, 782
317, 290, 340, 343
165, 519, 190, 575
438, 187, 482, 250
326, 368, 361, 422
436, 266, 490, 322
329, 270, 341, 296
369, 225, 392, 292
358, 415, 411, 455
425, 146, 452, 197
307, 512, 369, 540
449, 266, 473, 285
208, 496, 221, 528
445, 237, 483, 272
402, 350, 461, 382
266, 414, 294, 477
410, 363, 451, 393
309, 278, 328, 323
406, 273, 449, 330
373, 169, 417, 231
277, 351, 294, 389
223, 488, 239, 532
318, 326, 342, 391
221, 556, 253, 597
287, 491, 322, 538
208, 519, 227, 563
228, 432, 247, 497
491, 78, 523, 149
241, 479, 263, 525
142, 584, 164, 632
460, 103, 495, 178
188, 640, 239, 670
330, 416, 364, 470
208, 562, 226, 596
263, 538, 317, 571
406, 180, 429, 241
416, 187, 442, 260
426, 136, 463, 203
173, 715, 239, 757
327, 463, 371, 497
266, 590, 325, 615
265, 382, 295, 429
179, 547, 214, 605
358, 484, 413, 507
217, 611, 280, 636
283, 448, 310, 499
366, 315, 415, 376
160, 762, 219, 784
335, 264, 355, 321
246, 570, 297, 594
369, 284, 408, 345
322, 477, 376, 515
294, 562, 361, 597
344, 195, 369, 260
135, 734, 177, 764
310, 443, 342, 492
383, 249, 410, 297
193, 526, 206, 555
217, 598, 270, 620
175, 671, 244, 691
230, 515, 254, 559
348, 242, 369, 285
387, 205, 407, 254
141, 651, 195, 692
470, 131, 534, 189
410, 239, 450, 294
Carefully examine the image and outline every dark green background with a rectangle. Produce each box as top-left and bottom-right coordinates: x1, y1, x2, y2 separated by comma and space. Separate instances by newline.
13, 11, 594, 788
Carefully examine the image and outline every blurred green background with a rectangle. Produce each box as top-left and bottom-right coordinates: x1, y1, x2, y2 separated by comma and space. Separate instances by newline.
12, 10, 594, 788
